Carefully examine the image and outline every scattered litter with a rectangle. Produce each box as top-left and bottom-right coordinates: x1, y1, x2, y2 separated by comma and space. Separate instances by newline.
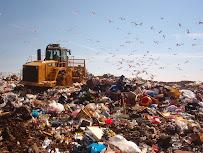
0, 74, 203, 152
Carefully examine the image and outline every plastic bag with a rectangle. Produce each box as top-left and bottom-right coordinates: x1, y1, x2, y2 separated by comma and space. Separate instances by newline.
108, 135, 141, 153
48, 101, 64, 113
181, 90, 196, 99
175, 117, 188, 132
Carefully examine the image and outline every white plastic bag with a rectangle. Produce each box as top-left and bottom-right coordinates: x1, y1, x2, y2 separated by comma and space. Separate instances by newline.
181, 90, 196, 99
109, 135, 141, 153
48, 101, 64, 113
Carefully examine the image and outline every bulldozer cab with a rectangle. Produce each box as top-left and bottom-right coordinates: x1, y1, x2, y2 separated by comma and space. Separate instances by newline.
45, 44, 71, 62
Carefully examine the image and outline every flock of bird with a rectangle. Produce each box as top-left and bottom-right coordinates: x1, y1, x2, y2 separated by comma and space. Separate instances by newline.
1, 9, 203, 80
68, 10, 203, 80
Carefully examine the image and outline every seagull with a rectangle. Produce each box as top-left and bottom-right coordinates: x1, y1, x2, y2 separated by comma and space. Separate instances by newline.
162, 35, 166, 39
178, 23, 182, 27
90, 11, 96, 16
176, 67, 182, 71
158, 30, 162, 34
23, 41, 30, 44
153, 41, 159, 45
33, 28, 39, 33
199, 21, 203, 24
176, 43, 184, 46
87, 38, 92, 42
72, 10, 80, 15
125, 41, 132, 44
117, 67, 123, 70
128, 64, 133, 68
186, 29, 190, 34
107, 19, 113, 23
131, 22, 139, 26
119, 17, 126, 21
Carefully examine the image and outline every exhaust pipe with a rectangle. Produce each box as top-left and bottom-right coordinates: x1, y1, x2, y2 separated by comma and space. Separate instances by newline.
37, 49, 41, 60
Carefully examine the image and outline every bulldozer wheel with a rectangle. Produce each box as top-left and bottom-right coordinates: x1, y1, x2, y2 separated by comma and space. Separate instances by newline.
56, 70, 66, 86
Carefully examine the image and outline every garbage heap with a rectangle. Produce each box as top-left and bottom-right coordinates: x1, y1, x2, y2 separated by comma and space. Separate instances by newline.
1, 74, 203, 153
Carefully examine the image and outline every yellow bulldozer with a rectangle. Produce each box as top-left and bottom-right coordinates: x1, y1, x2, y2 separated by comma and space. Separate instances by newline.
21, 44, 87, 87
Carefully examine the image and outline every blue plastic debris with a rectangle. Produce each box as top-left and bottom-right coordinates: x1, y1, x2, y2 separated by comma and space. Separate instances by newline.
87, 143, 106, 153
109, 85, 119, 92
32, 110, 39, 118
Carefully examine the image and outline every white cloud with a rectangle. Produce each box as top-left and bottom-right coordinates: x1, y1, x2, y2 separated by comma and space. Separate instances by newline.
187, 32, 203, 39
173, 32, 203, 40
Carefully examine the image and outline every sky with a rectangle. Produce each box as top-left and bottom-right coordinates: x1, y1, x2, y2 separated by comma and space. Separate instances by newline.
0, 0, 203, 81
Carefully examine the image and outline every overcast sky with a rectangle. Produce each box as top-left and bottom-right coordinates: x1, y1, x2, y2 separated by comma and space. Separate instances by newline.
0, 0, 203, 81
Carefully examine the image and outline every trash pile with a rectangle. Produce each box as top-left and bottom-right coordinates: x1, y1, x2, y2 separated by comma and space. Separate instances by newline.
1, 74, 203, 153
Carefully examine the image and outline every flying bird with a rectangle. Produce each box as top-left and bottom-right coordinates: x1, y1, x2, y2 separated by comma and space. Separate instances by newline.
176, 43, 184, 46
119, 17, 126, 21
153, 41, 159, 45
72, 10, 80, 15
178, 23, 182, 27
90, 11, 96, 16
131, 22, 139, 26
125, 41, 132, 44
117, 67, 123, 70
128, 64, 133, 68
107, 19, 113, 23
186, 29, 190, 34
